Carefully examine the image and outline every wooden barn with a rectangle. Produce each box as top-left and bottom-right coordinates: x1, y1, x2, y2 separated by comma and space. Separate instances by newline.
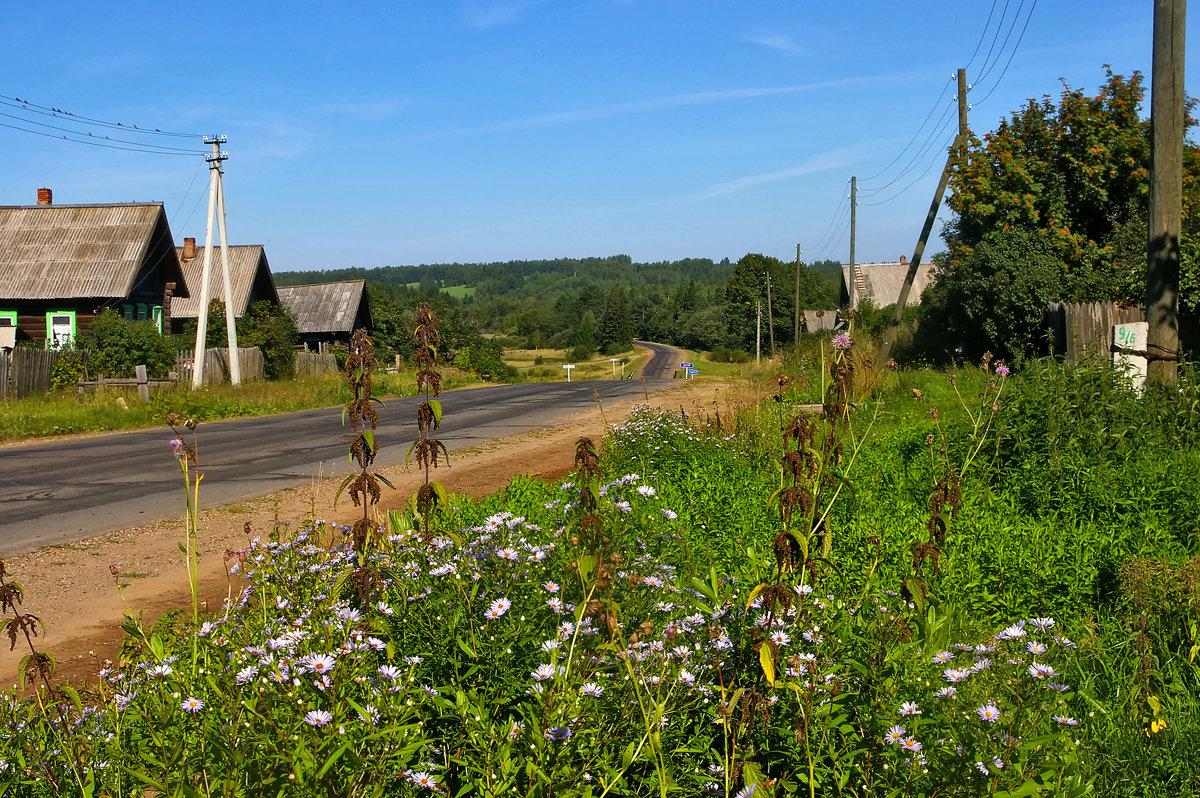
169, 238, 281, 334
840, 255, 934, 310
0, 189, 188, 347
276, 279, 372, 351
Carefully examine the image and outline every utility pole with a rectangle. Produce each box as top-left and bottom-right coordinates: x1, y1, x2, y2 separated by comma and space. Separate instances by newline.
878, 68, 969, 364
794, 244, 802, 345
765, 270, 776, 358
1146, 0, 1185, 385
849, 176, 857, 308
191, 135, 241, 387
756, 301, 762, 365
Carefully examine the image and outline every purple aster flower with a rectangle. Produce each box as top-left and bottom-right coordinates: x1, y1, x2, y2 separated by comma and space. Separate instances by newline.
899, 701, 922, 716
304, 709, 333, 727
884, 725, 906, 744
544, 726, 573, 742
976, 703, 1001, 722
1054, 715, 1078, 726
832, 333, 853, 351
485, 597, 511, 620
180, 696, 204, 713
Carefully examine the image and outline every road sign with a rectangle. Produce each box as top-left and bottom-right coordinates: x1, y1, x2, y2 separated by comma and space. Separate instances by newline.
680, 362, 694, 368
562, 363, 576, 382
686, 368, 698, 376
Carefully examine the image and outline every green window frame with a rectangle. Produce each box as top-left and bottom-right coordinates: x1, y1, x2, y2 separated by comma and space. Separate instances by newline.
122, 304, 134, 321
0, 309, 15, 327
45, 310, 77, 349
136, 303, 148, 322
152, 305, 163, 335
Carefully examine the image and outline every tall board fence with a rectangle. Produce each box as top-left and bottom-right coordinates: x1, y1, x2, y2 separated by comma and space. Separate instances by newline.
176, 347, 264, 385
295, 351, 339, 377
0, 348, 90, 399
1045, 302, 1198, 366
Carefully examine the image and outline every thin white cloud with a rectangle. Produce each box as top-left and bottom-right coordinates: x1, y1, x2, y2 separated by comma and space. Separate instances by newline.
434, 76, 882, 138
743, 31, 803, 56
688, 146, 861, 201
308, 100, 407, 123
461, 0, 545, 29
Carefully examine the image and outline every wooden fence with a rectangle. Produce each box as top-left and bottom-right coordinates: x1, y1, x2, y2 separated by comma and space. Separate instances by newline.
295, 351, 339, 377
1045, 302, 1198, 366
0, 347, 87, 399
1045, 302, 1144, 366
176, 347, 264, 385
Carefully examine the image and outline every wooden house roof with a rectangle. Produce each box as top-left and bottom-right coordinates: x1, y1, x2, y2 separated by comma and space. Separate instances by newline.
841, 259, 933, 309
276, 280, 372, 335
171, 244, 279, 319
0, 202, 188, 299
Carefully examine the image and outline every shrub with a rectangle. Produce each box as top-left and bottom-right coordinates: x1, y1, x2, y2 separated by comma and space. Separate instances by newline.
83, 309, 175, 378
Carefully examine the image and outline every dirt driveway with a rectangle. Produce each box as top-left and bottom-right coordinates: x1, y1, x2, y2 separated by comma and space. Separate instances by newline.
1, 378, 750, 689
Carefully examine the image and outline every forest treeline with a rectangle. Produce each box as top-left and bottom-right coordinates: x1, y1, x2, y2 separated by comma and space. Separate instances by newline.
276, 255, 843, 369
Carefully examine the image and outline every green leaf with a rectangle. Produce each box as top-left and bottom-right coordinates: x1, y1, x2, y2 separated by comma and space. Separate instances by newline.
429, 399, 442, 428
333, 473, 356, 507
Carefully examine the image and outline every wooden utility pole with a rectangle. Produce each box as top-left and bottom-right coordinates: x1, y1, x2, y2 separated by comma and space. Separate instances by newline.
1146, 0, 1185, 385
191, 135, 241, 387
794, 244, 802, 345
848, 176, 857, 308
765, 270, 776, 358
878, 68, 968, 364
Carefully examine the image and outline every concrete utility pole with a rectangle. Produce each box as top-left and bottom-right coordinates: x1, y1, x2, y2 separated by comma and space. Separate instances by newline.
849, 176, 857, 308
794, 244, 802, 345
878, 68, 969, 365
191, 136, 241, 387
765, 270, 776, 358
756, 301, 762, 365
1146, 0, 1185, 385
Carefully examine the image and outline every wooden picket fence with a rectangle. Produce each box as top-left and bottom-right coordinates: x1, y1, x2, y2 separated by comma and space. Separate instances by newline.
0, 347, 89, 399
1045, 302, 1198, 366
295, 351, 339, 377
176, 347, 264, 385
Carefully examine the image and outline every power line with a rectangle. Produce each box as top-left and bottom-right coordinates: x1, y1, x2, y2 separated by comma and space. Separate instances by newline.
0, 109, 205, 154
859, 100, 956, 196
859, 74, 955, 184
973, 0, 1015, 87
974, 0, 1038, 106
965, 0, 1001, 73
0, 119, 204, 156
0, 93, 202, 138
808, 192, 850, 257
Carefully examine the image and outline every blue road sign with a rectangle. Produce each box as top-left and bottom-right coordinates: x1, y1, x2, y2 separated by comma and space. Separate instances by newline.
680, 362, 694, 368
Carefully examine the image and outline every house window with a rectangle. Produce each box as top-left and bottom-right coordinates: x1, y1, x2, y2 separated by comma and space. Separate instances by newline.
0, 310, 15, 327
137, 303, 148, 322
122, 304, 134, 321
46, 310, 76, 349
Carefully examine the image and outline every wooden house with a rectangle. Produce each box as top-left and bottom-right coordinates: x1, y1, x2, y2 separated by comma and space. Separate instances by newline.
0, 189, 188, 346
840, 256, 934, 310
276, 279, 372, 351
169, 238, 281, 334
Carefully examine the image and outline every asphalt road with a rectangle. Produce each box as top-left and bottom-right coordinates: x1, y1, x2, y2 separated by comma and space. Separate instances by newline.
636, 340, 686, 379
0, 378, 671, 556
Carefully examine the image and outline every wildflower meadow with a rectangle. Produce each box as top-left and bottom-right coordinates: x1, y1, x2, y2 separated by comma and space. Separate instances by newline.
2, 320, 1198, 797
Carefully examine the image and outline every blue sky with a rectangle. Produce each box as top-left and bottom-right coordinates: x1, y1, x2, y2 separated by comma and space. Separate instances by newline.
0, 1, 1194, 271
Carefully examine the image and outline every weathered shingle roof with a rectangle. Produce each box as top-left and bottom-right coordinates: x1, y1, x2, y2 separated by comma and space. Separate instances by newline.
842, 260, 934, 309
0, 203, 187, 299
171, 245, 278, 318
276, 280, 371, 335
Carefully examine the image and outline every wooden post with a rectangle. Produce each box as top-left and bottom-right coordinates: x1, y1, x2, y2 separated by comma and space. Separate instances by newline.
136, 365, 150, 403
1146, 0, 1185, 385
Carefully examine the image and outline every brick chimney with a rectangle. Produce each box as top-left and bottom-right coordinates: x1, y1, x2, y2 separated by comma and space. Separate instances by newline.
899, 255, 907, 265
36, 188, 52, 206
183, 237, 196, 260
